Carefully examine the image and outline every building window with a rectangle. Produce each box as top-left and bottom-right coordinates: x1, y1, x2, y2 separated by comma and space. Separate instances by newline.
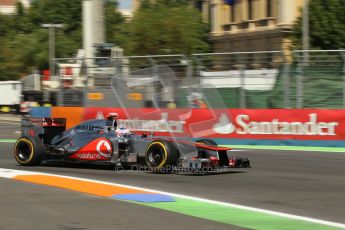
194, 0, 203, 12
210, 4, 216, 32
248, 0, 253, 20
231, 1, 236, 22
267, 0, 272, 17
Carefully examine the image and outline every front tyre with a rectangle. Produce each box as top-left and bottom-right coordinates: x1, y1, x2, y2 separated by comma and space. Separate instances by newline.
145, 140, 178, 173
196, 139, 217, 146
14, 136, 46, 166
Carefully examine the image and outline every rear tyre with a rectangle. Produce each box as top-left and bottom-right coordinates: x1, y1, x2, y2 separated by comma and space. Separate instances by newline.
196, 139, 217, 146
145, 140, 178, 173
14, 136, 46, 166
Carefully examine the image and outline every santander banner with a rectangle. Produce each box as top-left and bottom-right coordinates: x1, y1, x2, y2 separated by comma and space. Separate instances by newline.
83, 108, 345, 141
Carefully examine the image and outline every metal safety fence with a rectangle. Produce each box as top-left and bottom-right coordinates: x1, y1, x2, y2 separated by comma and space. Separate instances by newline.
53, 50, 345, 109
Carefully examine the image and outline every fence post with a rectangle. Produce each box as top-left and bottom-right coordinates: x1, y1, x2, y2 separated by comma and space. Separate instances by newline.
341, 51, 345, 108
55, 58, 63, 107
191, 54, 204, 74
296, 52, 304, 108
183, 55, 193, 79
113, 57, 122, 75
237, 54, 246, 108
82, 58, 88, 108
282, 51, 290, 108
184, 56, 193, 93
147, 57, 160, 108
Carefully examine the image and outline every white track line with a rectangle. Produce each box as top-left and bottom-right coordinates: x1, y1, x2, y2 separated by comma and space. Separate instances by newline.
0, 121, 20, 125
0, 168, 344, 229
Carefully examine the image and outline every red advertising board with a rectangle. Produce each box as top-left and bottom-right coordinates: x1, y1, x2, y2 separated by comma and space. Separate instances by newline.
83, 108, 345, 141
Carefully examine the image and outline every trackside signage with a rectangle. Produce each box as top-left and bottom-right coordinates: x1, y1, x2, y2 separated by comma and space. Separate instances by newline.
234, 113, 338, 136
82, 108, 345, 141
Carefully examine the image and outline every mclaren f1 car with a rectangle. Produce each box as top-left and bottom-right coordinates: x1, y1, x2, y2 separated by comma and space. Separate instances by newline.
14, 117, 250, 173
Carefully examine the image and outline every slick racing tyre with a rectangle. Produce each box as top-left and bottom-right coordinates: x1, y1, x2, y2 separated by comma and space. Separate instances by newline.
196, 139, 217, 146
145, 140, 178, 173
14, 136, 46, 166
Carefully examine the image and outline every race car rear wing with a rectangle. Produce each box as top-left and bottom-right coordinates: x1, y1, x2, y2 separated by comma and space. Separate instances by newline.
21, 117, 66, 143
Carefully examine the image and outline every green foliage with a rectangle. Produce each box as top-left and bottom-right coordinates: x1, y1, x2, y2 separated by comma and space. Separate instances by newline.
139, 0, 152, 9
28, 0, 82, 34
155, 0, 189, 7
0, 0, 210, 80
0, 14, 11, 37
0, 0, 125, 80
105, 0, 125, 45
116, 1, 211, 55
121, 2, 210, 55
0, 0, 83, 80
0, 39, 22, 80
292, 0, 345, 50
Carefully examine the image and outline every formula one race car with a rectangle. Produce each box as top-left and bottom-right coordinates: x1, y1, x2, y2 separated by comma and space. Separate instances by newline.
14, 117, 250, 173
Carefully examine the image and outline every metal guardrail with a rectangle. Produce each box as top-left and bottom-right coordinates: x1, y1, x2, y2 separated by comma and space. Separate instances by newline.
54, 50, 345, 109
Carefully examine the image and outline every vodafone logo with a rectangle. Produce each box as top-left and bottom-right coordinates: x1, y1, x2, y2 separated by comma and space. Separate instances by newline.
96, 140, 112, 158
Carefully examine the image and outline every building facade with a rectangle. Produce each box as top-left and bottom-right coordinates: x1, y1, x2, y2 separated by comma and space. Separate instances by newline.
198, 0, 303, 54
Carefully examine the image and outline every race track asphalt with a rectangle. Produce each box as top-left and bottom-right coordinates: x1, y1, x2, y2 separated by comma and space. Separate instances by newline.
0, 120, 344, 229
1, 178, 243, 230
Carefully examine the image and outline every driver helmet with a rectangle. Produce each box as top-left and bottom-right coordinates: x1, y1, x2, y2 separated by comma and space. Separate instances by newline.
106, 112, 118, 121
